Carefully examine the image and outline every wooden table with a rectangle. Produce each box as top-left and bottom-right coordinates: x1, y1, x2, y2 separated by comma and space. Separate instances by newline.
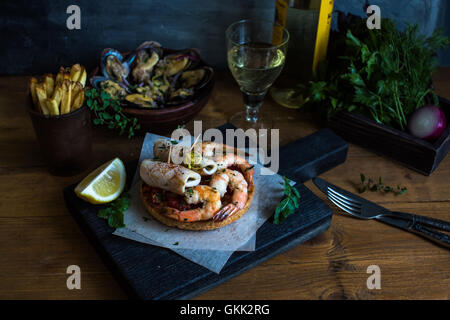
0, 69, 449, 300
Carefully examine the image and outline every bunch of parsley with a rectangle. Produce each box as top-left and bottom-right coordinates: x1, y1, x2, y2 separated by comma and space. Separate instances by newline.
303, 18, 449, 130
85, 88, 140, 138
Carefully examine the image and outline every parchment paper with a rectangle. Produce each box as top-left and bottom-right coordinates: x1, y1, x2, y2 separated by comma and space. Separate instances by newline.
113, 132, 286, 272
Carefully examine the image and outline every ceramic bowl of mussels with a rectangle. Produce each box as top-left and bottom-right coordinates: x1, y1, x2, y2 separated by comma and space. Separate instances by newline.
89, 41, 214, 132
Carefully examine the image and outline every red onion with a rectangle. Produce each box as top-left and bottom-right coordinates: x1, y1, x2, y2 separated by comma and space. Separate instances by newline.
407, 105, 447, 141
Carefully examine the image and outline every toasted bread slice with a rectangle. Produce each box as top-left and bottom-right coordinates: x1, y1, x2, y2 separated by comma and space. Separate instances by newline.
140, 182, 254, 231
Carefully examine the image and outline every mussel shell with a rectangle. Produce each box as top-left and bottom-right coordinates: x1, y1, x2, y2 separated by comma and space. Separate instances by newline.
130, 41, 163, 67
101, 48, 130, 81
132, 51, 160, 84
180, 66, 213, 90
172, 48, 202, 69
102, 80, 128, 98
125, 93, 157, 108
167, 88, 195, 105
154, 48, 201, 77
135, 41, 162, 52
162, 54, 191, 77
90, 76, 109, 89
92, 44, 214, 109
128, 41, 164, 83
134, 41, 163, 56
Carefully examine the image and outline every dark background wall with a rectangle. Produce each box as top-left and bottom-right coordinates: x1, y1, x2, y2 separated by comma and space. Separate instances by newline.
0, 0, 448, 75
0, 0, 274, 75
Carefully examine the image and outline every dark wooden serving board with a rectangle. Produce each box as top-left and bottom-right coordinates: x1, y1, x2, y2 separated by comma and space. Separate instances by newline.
63, 126, 348, 300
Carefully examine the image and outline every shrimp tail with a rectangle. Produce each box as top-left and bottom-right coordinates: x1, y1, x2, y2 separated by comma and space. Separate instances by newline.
213, 203, 240, 221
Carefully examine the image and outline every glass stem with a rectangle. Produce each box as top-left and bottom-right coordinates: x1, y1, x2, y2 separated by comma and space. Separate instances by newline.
243, 91, 267, 123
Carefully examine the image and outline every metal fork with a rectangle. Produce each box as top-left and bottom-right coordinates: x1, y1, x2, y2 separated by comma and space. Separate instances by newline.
326, 186, 450, 248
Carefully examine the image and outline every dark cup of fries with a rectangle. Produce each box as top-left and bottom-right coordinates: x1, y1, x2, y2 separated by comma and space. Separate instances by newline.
27, 64, 92, 176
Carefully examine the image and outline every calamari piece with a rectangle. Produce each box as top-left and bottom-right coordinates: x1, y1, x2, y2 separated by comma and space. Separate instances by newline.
153, 139, 218, 175
140, 160, 201, 195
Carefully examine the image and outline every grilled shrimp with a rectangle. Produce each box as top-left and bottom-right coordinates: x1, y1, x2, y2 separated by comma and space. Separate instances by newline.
210, 169, 248, 221
164, 185, 221, 222
213, 153, 254, 186
201, 142, 235, 158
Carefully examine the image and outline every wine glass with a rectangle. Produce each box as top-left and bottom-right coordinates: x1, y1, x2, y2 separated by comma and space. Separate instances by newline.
226, 19, 289, 129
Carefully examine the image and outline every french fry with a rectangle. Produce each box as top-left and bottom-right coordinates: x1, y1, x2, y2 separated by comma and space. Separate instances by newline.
29, 77, 39, 108
72, 82, 83, 99
33, 64, 87, 116
35, 83, 49, 115
60, 80, 72, 115
45, 98, 60, 116
78, 66, 87, 87
70, 64, 81, 82
59, 84, 66, 115
51, 84, 63, 108
71, 90, 85, 111
55, 67, 64, 85
44, 74, 54, 97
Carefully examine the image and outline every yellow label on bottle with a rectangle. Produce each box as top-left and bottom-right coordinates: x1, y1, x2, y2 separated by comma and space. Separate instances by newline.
272, 0, 288, 45
312, 0, 334, 71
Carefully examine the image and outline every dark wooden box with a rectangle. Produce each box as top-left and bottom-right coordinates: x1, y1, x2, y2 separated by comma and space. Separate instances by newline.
328, 96, 450, 175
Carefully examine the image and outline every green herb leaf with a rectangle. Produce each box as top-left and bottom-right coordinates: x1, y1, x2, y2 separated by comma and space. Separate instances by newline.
360, 173, 366, 183
358, 173, 408, 196
85, 88, 140, 138
273, 177, 301, 224
97, 192, 130, 228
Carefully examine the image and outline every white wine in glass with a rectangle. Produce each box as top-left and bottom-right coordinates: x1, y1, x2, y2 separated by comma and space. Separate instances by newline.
226, 20, 289, 129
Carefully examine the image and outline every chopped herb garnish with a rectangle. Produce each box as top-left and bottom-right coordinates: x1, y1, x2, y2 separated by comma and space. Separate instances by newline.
359, 173, 408, 195
170, 140, 179, 145
173, 242, 179, 245
245, 165, 255, 171
142, 216, 149, 222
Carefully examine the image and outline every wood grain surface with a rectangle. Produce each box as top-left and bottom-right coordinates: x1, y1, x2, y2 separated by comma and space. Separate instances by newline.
0, 69, 449, 300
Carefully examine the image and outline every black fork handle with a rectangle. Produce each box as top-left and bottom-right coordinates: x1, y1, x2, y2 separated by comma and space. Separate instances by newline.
389, 211, 450, 232
410, 224, 450, 248
377, 215, 450, 249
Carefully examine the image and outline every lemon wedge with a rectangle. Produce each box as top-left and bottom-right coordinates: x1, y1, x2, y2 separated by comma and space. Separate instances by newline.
75, 158, 126, 204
